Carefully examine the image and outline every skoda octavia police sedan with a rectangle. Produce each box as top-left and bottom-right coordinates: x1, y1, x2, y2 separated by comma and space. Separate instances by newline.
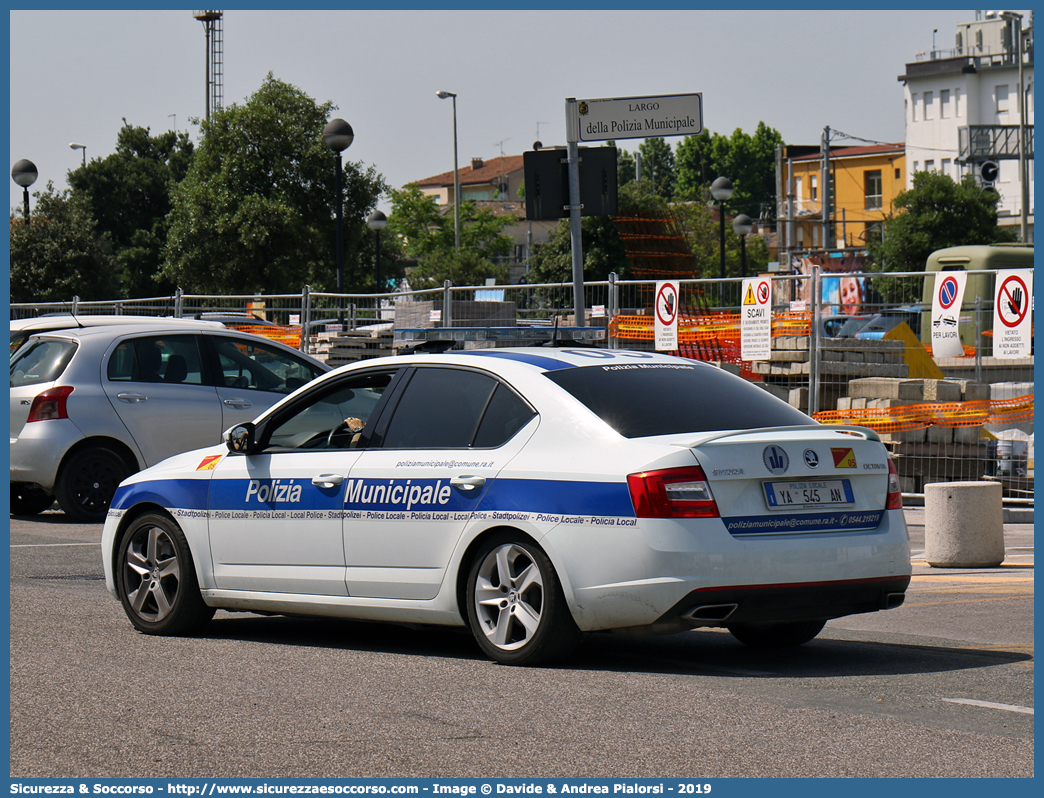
102, 348, 910, 666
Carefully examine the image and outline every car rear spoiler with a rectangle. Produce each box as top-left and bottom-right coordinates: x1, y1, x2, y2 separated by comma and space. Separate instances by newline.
675, 424, 881, 450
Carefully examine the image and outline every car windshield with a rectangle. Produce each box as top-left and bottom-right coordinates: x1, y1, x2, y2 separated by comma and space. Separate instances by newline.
543, 361, 811, 438
11, 339, 78, 387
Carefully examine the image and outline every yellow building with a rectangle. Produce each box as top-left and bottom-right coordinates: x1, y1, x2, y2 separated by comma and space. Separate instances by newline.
778, 143, 906, 252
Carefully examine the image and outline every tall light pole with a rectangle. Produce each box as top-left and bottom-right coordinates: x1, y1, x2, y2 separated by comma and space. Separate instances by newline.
732, 214, 753, 278
11, 159, 38, 224
436, 90, 461, 249
69, 143, 86, 166
367, 210, 388, 293
710, 177, 734, 281
323, 118, 354, 323
1001, 10, 1028, 242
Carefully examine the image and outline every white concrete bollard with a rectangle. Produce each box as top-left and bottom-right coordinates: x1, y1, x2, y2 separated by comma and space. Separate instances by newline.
924, 481, 1005, 567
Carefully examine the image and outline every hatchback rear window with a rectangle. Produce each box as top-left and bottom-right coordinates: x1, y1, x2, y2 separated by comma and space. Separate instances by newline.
11, 340, 78, 387
544, 362, 811, 438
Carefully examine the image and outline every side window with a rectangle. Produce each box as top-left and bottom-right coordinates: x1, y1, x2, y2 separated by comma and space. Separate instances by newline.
212, 336, 321, 394
11, 340, 77, 387
107, 335, 204, 385
473, 384, 536, 448
382, 368, 497, 450
266, 371, 395, 450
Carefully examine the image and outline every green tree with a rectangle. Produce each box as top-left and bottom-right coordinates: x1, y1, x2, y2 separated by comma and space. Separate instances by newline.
10, 184, 120, 303
526, 182, 665, 285
162, 74, 388, 294
68, 123, 194, 298
674, 123, 783, 217
867, 171, 1016, 302
387, 183, 516, 285
637, 137, 676, 199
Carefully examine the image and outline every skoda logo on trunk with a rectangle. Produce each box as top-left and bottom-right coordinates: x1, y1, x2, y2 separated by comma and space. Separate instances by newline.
763, 445, 789, 475
803, 449, 820, 468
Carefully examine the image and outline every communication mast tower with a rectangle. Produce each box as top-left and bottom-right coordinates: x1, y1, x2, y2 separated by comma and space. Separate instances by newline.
193, 10, 224, 121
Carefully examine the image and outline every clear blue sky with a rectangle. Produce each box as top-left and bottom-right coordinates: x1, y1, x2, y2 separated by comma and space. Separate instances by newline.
8, 8, 1020, 214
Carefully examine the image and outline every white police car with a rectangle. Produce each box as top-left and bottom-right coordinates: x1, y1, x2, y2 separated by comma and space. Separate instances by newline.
101, 348, 910, 665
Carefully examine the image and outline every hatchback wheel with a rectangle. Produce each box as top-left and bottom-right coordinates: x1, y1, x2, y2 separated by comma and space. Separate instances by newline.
10, 484, 55, 516
54, 447, 129, 523
466, 533, 580, 666
728, 619, 826, 648
116, 512, 214, 635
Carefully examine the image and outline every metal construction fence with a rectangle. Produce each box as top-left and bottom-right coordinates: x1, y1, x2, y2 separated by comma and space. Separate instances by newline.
12, 269, 1033, 499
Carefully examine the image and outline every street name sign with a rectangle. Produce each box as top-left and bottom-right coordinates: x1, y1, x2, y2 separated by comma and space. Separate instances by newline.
573, 93, 703, 142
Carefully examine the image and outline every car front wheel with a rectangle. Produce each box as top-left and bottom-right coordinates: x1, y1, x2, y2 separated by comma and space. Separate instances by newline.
55, 447, 130, 523
727, 619, 826, 648
116, 512, 214, 635
465, 533, 580, 666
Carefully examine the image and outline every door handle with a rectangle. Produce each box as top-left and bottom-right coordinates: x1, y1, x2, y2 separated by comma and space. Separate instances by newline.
116, 392, 147, 403
223, 398, 252, 409
450, 475, 486, 491
311, 474, 344, 489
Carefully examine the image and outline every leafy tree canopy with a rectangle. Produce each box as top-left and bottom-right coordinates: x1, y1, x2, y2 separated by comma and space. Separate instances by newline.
868, 171, 1017, 273
10, 184, 121, 303
68, 123, 194, 298
161, 74, 388, 294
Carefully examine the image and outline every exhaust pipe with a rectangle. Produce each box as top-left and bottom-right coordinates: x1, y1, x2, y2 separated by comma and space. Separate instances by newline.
686, 603, 738, 622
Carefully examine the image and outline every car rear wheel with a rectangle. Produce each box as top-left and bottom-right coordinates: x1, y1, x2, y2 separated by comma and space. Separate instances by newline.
116, 512, 214, 635
54, 447, 129, 523
466, 533, 580, 666
10, 484, 55, 515
727, 619, 826, 648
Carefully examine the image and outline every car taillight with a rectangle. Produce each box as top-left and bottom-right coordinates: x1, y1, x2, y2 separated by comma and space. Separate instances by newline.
26, 386, 74, 422
885, 459, 903, 510
627, 466, 719, 518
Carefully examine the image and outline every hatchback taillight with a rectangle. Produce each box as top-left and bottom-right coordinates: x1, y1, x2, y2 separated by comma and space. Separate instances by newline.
27, 386, 74, 422
627, 466, 719, 518
885, 459, 903, 510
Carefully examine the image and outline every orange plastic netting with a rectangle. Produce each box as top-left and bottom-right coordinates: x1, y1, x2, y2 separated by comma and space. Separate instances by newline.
813, 395, 1034, 432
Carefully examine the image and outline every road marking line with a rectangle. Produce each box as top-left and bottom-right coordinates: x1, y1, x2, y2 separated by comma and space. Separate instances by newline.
10, 542, 100, 548
943, 698, 1034, 715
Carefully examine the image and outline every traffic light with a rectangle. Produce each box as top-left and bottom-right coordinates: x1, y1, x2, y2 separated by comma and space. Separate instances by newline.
980, 160, 999, 185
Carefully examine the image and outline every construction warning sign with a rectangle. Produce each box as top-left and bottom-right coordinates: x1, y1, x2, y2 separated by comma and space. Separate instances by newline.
992, 269, 1033, 359
654, 280, 679, 351
741, 277, 771, 361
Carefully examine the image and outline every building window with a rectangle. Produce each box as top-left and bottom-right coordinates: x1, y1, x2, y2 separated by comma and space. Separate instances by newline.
864, 170, 883, 210
925, 160, 935, 172
996, 85, 1010, 119
895, 167, 901, 180
810, 174, 818, 201
941, 159, 952, 178
795, 176, 803, 201
911, 93, 919, 122
941, 89, 952, 118
924, 91, 934, 120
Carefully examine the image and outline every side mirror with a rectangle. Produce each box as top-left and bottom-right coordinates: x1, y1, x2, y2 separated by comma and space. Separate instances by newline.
224, 423, 256, 454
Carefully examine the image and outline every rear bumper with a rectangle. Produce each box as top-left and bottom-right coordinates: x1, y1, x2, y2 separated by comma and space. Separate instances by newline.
659, 574, 911, 627
9, 420, 84, 492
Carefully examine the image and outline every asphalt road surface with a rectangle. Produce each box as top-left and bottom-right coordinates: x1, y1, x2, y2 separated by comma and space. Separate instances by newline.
9, 507, 1033, 779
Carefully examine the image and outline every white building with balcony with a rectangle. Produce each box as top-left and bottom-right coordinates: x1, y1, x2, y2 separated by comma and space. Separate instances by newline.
899, 11, 1034, 241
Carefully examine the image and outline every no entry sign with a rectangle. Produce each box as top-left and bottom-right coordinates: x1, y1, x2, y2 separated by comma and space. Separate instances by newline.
992, 270, 1033, 358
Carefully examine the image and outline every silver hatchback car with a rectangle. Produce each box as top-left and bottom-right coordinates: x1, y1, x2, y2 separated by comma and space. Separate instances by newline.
11, 322, 328, 522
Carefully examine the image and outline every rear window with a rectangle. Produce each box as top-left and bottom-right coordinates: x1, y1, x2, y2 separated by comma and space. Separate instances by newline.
11, 340, 78, 387
543, 362, 811, 438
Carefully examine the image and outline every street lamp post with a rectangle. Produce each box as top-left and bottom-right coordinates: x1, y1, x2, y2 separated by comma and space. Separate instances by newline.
323, 118, 355, 323
436, 90, 461, 250
11, 159, 38, 224
69, 143, 86, 166
1000, 10, 1028, 242
710, 177, 734, 282
367, 210, 388, 293
732, 214, 753, 278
